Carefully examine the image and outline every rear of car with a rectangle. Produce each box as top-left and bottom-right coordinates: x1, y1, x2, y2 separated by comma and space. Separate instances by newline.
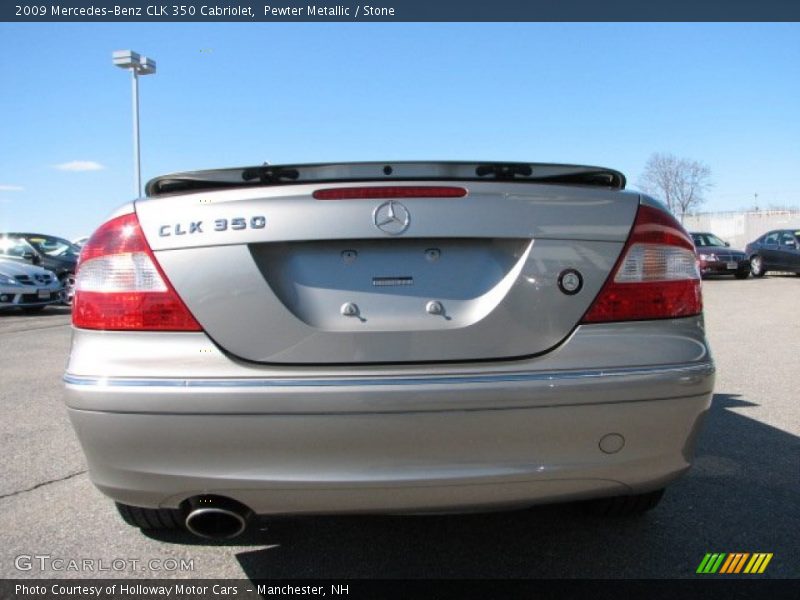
0, 258, 63, 312
63, 162, 714, 539
691, 232, 750, 278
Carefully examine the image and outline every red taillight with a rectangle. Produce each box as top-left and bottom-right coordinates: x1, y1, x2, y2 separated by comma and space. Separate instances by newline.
313, 186, 467, 200
73, 213, 202, 331
581, 204, 702, 323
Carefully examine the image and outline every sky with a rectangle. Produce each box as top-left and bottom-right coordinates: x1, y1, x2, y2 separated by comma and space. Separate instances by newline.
0, 22, 798, 240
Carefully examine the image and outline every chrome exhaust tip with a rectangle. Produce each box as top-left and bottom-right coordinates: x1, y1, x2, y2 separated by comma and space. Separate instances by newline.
183, 496, 253, 540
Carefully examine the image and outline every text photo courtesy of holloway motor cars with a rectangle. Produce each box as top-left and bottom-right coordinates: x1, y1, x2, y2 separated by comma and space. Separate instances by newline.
1, 4, 799, 598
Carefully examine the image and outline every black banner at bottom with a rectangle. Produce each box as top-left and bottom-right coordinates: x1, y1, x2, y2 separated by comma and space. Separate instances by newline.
3, 579, 800, 600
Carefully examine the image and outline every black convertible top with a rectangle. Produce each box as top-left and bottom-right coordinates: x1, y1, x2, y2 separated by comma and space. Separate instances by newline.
145, 161, 626, 197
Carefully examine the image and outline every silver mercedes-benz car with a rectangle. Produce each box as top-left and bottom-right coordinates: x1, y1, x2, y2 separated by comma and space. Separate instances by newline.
64, 162, 714, 539
0, 257, 63, 312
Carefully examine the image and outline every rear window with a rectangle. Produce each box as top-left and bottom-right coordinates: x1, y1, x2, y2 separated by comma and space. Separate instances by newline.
26, 236, 78, 258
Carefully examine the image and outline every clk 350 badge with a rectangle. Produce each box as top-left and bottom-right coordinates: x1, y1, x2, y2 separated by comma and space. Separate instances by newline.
159, 216, 266, 237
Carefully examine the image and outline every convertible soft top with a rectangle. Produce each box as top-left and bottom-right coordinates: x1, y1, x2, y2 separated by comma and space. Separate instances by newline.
146, 161, 626, 197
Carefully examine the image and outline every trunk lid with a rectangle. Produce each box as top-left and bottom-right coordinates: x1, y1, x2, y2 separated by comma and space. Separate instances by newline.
136, 164, 638, 364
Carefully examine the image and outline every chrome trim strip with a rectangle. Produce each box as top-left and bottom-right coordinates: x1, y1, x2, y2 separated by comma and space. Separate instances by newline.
64, 363, 714, 389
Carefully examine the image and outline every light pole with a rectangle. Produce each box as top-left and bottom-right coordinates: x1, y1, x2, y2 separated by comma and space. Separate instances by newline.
112, 50, 156, 197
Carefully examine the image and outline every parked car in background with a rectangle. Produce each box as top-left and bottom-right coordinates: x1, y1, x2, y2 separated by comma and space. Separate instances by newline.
0, 233, 78, 305
65, 161, 714, 540
0, 258, 63, 313
745, 229, 800, 277
72, 236, 90, 249
690, 232, 750, 279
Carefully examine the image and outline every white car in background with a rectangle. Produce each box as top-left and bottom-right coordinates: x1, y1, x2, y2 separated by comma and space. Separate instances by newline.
0, 257, 63, 313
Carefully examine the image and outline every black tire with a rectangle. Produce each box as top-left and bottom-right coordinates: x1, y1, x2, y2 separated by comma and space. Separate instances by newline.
21, 305, 47, 314
582, 489, 665, 517
750, 255, 766, 278
734, 270, 750, 280
116, 502, 184, 530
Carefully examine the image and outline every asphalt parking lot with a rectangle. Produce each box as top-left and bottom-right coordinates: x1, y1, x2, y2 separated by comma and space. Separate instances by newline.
1, 277, 798, 580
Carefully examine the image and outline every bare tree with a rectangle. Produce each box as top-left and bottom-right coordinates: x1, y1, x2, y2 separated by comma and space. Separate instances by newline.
637, 153, 712, 222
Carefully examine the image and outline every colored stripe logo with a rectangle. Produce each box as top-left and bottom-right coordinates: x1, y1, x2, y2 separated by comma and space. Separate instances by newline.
697, 553, 773, 574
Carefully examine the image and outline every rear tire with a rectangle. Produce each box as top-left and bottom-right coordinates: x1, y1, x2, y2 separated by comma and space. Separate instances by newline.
60, 273, 76, 306
750, 255, 766, 278
582, 489, 665, 517
115, 502, 184, 530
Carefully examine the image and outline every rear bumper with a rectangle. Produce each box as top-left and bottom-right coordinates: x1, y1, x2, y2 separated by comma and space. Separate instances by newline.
698, 259, 749, 276
65, 359, 714, 514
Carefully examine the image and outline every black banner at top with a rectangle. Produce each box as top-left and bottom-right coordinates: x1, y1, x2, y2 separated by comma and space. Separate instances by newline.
3, 0, 800, 22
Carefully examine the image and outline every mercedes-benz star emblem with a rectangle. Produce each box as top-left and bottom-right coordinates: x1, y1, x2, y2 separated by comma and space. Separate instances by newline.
373, 201, 411, 235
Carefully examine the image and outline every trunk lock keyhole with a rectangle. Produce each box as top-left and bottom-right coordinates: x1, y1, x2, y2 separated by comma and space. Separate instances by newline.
341, 302, 360, 317
426, 300, 444, 316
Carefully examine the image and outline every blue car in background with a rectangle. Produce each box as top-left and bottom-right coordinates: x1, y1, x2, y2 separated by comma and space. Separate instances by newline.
745, 229, 800, 277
